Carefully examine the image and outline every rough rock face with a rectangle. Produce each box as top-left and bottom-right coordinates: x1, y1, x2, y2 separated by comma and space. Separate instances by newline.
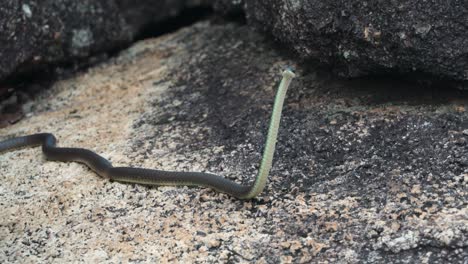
1, 21, 467, 262
0, 0, 209, 81
225, 0, 468, 82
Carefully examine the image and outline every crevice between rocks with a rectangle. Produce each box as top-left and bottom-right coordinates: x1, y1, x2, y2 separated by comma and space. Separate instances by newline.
0, 6, 216, 127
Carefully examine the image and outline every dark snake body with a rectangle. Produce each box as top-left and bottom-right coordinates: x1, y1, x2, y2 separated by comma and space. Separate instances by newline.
0, 133, 251, 197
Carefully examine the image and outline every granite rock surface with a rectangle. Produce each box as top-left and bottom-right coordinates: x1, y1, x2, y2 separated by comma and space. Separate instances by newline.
0, 0, 209, 82
0, 21, 467, 263
219, 0, 468, 83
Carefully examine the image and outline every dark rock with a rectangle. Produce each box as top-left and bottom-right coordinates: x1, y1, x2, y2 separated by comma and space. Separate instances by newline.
212, 0, 244, 15
225, 0, 468, 83
0, 0, 209, 82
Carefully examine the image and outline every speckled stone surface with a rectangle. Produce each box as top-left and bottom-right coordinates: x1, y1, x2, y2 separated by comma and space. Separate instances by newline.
0, 0, 211, 82
0, 21, 467, 263
217, 0, 468, 84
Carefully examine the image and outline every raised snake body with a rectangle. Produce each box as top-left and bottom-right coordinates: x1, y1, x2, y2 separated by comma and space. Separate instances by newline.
0, 69, 295, 199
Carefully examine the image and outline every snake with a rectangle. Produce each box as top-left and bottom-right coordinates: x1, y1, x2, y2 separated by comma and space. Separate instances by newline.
0, 69, 295, 199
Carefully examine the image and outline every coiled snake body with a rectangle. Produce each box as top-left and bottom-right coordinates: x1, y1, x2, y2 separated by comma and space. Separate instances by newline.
0, 70, 295, 199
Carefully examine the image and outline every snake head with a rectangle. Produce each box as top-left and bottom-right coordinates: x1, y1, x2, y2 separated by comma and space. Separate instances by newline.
282, 66, 296, 79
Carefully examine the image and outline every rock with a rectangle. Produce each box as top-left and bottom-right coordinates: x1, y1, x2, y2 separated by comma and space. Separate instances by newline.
0, 21, 467, 263
226, 0, 468, 83
212, 0, 244, 15
0, 0, 209, 82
